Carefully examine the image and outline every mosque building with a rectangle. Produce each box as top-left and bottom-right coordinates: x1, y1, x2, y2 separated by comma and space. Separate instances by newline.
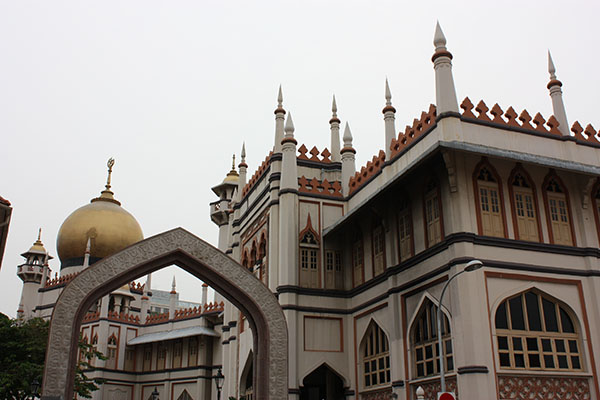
15, 23, 600, 400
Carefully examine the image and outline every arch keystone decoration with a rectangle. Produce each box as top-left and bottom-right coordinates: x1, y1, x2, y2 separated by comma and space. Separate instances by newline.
41, 227, 288, 400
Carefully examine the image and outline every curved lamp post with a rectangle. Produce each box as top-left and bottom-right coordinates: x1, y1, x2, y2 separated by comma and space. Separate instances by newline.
437, 259, 483, 393
214, 368, 224, 400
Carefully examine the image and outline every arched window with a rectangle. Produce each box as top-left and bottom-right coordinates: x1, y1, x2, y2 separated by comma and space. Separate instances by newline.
397, 197, 413, 262
241, 250, 250, 271
509, 166, 542, 242
258, 234, 267, 284
372, 221, 386, 277
424, 180, 443, 247
591, 179, 600, 243
361, 322, 390, 389
495, 290, 582, 371
299, 215, 320, 289
250, 241, 257, 272
107, 334, 118, 369
352, 230, 364, 287
188, 337, 198, 367
474, 160, 506, 238
543, 173, 575, 246
412, 299, 453, 378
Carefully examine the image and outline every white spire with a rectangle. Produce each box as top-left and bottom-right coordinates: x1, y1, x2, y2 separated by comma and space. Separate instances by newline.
278, 84, 283, 108
548, 50, 557, 79
284, 112, 295, 138
330, 95, 341, 162
343, 122, 353, 147
432, 21, 459, 114
82, 237, 91, 268
332, 95, 338, 116
546, 51, 570, 136
383, 79, 397, 160
385, 78, 392, 105
434, 21, 447, 50
171, 275, 176, 292
241, 142, 246, 163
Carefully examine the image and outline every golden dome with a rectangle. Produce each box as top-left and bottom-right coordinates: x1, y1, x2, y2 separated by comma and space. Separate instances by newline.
56, 158, 143, 266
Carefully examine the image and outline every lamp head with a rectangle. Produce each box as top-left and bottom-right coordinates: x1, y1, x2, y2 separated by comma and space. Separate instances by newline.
215, 368, 225, 390
464, 259, 483, 272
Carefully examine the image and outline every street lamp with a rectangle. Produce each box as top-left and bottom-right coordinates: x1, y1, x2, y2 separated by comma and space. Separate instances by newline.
214, 367, 224, 400
437, 259, 483, 393
151, 386, 159, 400
30, 377, 40, 400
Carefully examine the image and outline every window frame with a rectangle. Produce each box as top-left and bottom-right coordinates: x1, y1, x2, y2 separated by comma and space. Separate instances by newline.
473, 159, 508, 238
508, 165, 543, 242
411, 299, 453, 379
494, 290, 583, 372
371, 222, 386, 277
351, 230, 364, 287
361, 322, 391, 390
423, 179, 444, 248
542, 171, 576, 246
397, 198, 414, 262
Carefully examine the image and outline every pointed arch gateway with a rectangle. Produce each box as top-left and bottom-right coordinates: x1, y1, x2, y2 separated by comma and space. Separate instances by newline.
41, 228, 288, 400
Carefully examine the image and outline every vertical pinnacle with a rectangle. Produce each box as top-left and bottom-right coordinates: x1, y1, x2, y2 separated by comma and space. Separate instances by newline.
241, 143, 246, 163
385, 78, 392, 106
332, 95, 338, 117
278, 85, 283, 108
343, 122, 353, 145
285, 112, 295, 135
548, 50, 557, 79
434, 21, 447, 50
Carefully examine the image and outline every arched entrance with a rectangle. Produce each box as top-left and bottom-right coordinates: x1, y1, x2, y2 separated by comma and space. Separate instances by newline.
41, 228, 288, 400
300, 364, 345, 400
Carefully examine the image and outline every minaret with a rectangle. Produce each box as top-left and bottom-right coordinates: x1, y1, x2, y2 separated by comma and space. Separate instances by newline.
329, 95, 341, 162
432, 22, 459, 115
237, 144, 248, 203
82, 237, 91, 269
341, 122, 357, 196
274, 85, 286, 152
383, 79, 397, 159
547, 51, 570, 136
17, 229, 52, 320
210, 154, 239, 251
279, 112, 299, 285
140, 273, 152, 322
169, 275, 177, 320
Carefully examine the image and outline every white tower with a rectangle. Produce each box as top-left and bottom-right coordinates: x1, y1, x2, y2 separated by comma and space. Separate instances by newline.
17, 229, 52, 319
329, 95, 341, 162
547, 51, 570, 136
341, 122, 357, 196
432, 22, 459, 115
383, 79, 397, 159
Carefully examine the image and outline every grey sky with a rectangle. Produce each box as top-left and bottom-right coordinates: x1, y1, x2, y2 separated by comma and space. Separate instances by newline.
1, 0, 598, 317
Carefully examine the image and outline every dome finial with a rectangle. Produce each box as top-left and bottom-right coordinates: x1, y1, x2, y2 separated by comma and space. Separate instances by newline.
231, 154, 236, 170
105, 157, 115, 192
37, 227, 42, 243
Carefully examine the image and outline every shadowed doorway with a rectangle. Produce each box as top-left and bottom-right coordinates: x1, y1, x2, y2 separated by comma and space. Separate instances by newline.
300, 364, 344, 400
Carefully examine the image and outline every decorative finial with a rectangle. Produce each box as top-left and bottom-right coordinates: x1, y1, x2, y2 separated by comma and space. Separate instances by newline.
105, 157, 115, 191
385, 78, 392, 105
278, 85, 283, 107
171, 275, 176, 291
285, 112, 295, 135
343, 122, 353, 145
434, 21, 447, 50
241, 142, 246, 162
37, 228, 42, 242
231, 154, 236, 170
548, 50, 557, 79
332, 95, 338, 116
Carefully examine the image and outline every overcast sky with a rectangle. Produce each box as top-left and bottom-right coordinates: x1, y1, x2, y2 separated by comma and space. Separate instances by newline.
1, 0, 598, 317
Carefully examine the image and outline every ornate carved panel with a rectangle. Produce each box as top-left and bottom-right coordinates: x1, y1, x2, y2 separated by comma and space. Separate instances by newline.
410, 377, 458, 400
498, 375, 591, 400
360, 387, 393, 400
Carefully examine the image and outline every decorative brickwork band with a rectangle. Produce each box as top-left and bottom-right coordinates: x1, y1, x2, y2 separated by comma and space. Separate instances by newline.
389, 104, 437, 160
298, 176, 343, 198
297, 144, 333, 163
348, 150, 386, 195
242, 152, 273, 197
498, 374, 591, 400
410, 376, 458, 400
